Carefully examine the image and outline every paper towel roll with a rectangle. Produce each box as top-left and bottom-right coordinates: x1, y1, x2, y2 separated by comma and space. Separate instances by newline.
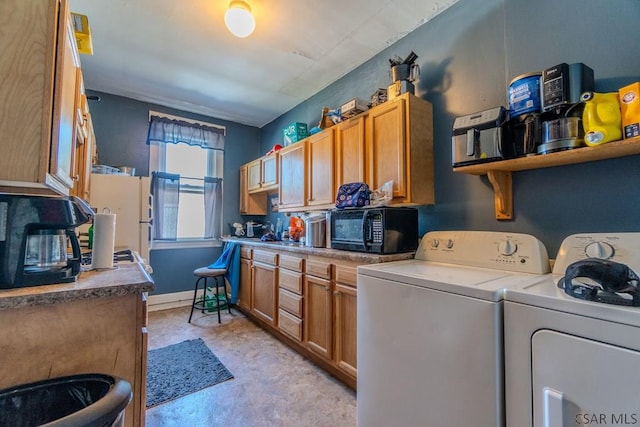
92, 213, 116, 269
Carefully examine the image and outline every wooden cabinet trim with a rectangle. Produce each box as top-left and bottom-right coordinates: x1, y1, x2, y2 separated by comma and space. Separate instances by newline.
306, 259, 332, 280
335, 264, 357, 288
279, 269, 303, 294
279, 288, 303, 317
253, 250, 278, 266
240, 246, 253, 260
279, 254, 304, 272
278, 309, 303, 342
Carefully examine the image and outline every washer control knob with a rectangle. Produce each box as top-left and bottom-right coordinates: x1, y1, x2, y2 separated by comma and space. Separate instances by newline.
585, 241, 615, 259
431, 239, 439, 248
445, 239, 454, 249
498, 240, 517, 256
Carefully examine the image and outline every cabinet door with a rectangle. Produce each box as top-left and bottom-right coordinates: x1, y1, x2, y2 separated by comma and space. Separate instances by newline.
335, 117, 366, 187
304, 275, 333, 360
278, 141, 307, 210
247, 159, 262, 192
307, 129, 335, 208
238, 257, 252, 311
49, 0, 80, 191
251, 262, 278, 325
239, 165, 248, 213
0, 0, 78, 195
334, 283, 357, 379
72, 73, 93, 200
367, 99, 407, 199
239, 165, 266, 215
261, 153, 279, 191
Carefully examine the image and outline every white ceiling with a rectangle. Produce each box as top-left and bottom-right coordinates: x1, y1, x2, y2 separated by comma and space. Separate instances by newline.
69, 0, 458, 127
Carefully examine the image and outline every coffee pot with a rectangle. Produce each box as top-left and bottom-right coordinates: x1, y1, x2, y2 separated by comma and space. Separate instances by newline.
0, 194, 93, 288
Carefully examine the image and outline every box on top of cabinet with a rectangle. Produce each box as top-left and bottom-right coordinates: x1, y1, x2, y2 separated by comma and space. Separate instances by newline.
340, 97, 369, 118
71, 13, 93, 55
283, 122, 308, 146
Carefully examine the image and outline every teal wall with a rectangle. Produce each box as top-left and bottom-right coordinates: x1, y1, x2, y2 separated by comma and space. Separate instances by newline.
90, 0, 640, 295
86, 91, 261, 295
260, 0, 640, 255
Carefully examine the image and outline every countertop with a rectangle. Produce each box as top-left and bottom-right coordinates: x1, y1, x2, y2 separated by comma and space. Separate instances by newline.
223, 237, 416, 264
0, 262, 154, 311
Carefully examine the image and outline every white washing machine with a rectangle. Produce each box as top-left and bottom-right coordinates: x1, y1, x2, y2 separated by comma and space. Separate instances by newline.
505, 233, 640, 427
357, 231, 551, 427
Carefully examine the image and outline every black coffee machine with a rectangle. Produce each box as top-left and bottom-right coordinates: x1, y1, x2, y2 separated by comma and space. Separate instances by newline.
0, 194, 93, 288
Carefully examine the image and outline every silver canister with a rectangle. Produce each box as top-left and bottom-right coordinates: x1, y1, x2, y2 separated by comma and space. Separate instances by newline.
304, 215, 327, 248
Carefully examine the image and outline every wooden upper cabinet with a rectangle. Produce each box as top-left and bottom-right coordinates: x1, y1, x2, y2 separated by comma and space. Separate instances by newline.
261, 153, 279, 191
335, 116, 366, 187
239, 164, 267, 215
71, 70, 94, 200
278, 141, 307, 210
367, 98, 407, 199
307, 129, 335, 208
0, 0, 80, 195
366, 93, 434, 205
247, 159, 262, 193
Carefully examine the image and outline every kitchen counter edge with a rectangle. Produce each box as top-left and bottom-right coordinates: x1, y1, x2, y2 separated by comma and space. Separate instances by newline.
224, 237, 415, 263
0, 263, 154, 311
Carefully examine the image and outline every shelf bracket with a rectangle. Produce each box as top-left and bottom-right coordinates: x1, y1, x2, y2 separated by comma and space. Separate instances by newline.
487, 170, 512, 220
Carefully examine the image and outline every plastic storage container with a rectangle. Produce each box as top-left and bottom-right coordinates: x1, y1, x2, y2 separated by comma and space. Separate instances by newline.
0, 373, 132, 427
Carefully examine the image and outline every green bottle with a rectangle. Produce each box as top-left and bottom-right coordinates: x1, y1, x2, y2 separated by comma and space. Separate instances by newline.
88, 224, 94, 249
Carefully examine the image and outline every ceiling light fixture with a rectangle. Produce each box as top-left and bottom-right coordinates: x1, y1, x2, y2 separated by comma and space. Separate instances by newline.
224, 1, 255, 38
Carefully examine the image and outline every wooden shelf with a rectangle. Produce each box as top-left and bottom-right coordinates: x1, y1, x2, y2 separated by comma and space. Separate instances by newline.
453, 136, 640, 220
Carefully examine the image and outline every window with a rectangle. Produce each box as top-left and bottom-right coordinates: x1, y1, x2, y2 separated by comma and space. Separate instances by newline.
147, 113, 225, 247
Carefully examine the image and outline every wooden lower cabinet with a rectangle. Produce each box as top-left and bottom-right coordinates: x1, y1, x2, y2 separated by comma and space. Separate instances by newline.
334, 283, 357, 378
237, 244, 364, 389
238, 257, 252, 311
251, 259, 278, 326
304, 274, 333, 360
0, 292, 147, 427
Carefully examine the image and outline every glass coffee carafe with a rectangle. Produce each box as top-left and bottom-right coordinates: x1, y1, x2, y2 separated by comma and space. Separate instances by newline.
23, 229, 69, 272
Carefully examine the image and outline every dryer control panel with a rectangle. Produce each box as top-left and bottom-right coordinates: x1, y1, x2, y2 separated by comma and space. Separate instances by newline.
553, 233, 640, 275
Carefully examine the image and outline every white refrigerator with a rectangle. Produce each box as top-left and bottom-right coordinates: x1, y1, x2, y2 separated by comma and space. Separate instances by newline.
88, 174, 152, 262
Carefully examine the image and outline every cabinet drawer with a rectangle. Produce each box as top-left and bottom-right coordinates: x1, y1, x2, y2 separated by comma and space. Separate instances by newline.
279, 254, 304, 272
278, 309, 302, 342
279, 269, 303, 294
240, 247, 252, 259
279, 289, 303, 317
335, 264, 357, 287
306, 259, 332, 279
253, 250, 278, 265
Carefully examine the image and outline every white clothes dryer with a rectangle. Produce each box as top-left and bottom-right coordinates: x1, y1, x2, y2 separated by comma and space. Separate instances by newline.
357, 231, 550, 427
505, 233, 640, 427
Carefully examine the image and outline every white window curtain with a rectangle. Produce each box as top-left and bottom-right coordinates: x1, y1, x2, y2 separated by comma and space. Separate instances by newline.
204, 177, 223, 239
150, 172, 180, 240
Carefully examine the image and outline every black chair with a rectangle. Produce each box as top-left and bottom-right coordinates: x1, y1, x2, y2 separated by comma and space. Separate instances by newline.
188, 244, 236, 323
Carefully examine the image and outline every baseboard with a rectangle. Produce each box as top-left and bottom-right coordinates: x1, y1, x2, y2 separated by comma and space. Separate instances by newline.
148, 290, 195, 312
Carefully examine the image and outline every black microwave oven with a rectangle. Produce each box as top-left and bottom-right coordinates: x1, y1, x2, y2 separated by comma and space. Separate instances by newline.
329, 207, 419, 254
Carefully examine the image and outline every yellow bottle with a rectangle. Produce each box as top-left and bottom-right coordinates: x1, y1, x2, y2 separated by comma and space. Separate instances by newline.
581, 91, 622, 146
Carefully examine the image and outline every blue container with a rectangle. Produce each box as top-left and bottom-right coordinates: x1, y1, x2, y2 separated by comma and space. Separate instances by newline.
508, 72, 542, 119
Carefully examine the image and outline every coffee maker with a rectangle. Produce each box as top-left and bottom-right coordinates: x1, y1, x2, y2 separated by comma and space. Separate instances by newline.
0, 194, 93, 288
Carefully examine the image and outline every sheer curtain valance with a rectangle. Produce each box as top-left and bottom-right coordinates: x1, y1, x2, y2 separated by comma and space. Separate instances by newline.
146, 115, 225, 150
